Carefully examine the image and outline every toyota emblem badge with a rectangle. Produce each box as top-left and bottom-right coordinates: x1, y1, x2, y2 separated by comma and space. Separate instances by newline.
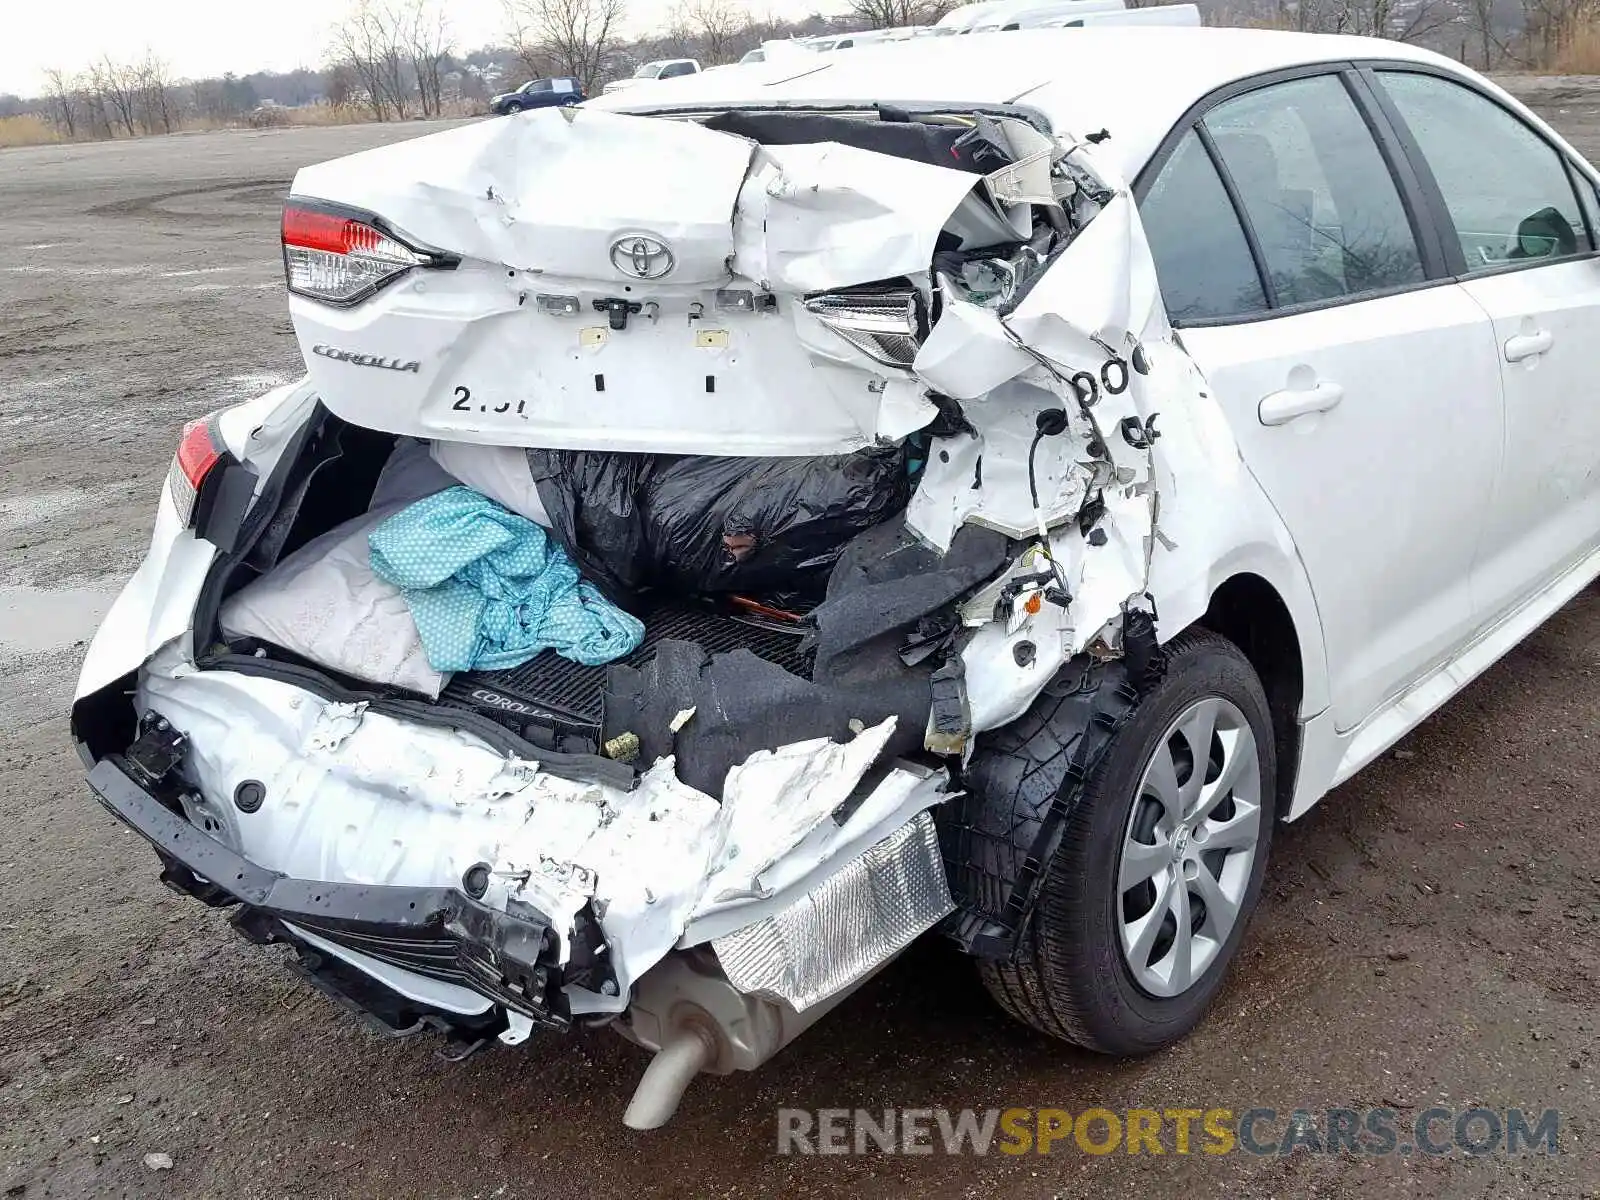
609, 234, 675, 280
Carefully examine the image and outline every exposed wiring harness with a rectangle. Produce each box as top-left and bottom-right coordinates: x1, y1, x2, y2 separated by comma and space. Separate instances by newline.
1025, 407, 1074, 599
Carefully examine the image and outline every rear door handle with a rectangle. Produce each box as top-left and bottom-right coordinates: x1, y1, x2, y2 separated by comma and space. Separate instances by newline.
1258, 380, 1344, 426
1504, 329, 1553, 362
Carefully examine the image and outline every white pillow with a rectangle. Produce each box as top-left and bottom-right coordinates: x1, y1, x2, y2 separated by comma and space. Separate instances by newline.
219, 496, 450, 698
429, 441, 550, 526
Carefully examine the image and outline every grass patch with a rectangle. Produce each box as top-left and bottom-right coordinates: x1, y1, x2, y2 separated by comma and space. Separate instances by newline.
1550, 23, 1600, 73
0, 115, 64, 148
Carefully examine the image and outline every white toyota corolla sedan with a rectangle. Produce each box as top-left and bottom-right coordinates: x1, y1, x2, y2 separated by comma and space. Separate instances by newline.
72, 28, 1600, 1126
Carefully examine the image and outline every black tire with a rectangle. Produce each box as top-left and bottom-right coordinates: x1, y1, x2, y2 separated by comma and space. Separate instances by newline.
974, 628, 1275, 1054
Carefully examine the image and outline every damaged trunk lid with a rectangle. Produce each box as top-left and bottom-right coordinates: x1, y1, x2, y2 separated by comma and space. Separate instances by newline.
285, 105, 1060, 455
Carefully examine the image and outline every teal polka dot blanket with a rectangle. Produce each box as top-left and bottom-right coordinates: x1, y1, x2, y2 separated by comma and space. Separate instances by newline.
369, 486, 644, 672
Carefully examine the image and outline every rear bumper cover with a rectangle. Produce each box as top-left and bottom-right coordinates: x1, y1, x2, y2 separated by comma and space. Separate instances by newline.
85, 757, 595, 1029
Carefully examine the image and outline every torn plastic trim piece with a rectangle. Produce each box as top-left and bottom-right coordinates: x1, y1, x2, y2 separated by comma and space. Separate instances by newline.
271, 922, 508, 1049
941, 607, 1165, 960
137, 661, 950, 1018
84, 756, 593, 1026
924, 657, 971, 757
197, 651, 635, 791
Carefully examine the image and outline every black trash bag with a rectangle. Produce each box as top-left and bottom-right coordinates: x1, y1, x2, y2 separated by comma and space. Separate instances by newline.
527, 446, 910, 603
525, 449, 656, 601
643, 447, 910, 595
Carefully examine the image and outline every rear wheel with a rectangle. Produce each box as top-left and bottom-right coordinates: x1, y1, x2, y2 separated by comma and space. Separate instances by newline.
975, 629, 1274, 1054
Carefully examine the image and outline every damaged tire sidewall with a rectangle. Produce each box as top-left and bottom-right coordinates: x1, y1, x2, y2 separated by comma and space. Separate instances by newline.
1039, 631, 1276, 1049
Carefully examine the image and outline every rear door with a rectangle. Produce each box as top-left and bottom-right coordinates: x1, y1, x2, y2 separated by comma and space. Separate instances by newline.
1370, 67, 1600, 623
1137, 68, 1504, 732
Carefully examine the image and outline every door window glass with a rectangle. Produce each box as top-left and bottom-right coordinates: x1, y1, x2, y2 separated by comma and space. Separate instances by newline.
1139, 128, 1268, 322
1204, 74, 1424, 307
1379, 70, 1591, 271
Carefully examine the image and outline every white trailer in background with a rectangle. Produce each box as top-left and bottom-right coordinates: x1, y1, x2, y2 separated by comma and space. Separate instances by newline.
1040, 4, 1202, 26
934, 0, 1128, 33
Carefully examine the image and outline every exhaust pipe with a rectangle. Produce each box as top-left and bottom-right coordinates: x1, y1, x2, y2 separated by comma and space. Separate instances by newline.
616, 948, 875, 1130
621, 1025, 716, 1129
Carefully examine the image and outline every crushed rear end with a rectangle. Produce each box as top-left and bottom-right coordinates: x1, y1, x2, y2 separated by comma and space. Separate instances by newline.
73, 101, 1203, 1124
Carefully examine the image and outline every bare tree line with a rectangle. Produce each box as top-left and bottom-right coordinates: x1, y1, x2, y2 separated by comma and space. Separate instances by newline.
838, 0, 959, 27
1259, 0, 1455, 39
41, 54, 180, 140
1234, 0, 1600, 68
327, 0, 455, 120
24, 0, 1600, 146
503, 0, 625, 95
1511, 0, 1600, 66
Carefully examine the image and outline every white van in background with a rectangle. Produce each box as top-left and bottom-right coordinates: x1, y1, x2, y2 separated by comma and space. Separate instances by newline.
805, 26, 931, 51
936, 0, 1128, 33
601, 59, 702, 95
1040, 4, 1201, 26
930, 1, 1013, 32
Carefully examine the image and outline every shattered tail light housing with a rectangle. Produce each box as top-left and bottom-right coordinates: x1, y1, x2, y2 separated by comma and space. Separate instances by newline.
282, 199, 454, 306
166, 415, 258, 552
166, 415, 232, 527
803, 288, 926, 368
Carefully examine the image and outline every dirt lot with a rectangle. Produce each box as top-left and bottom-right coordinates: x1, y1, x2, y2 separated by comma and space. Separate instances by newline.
2, 84, 1599, 1199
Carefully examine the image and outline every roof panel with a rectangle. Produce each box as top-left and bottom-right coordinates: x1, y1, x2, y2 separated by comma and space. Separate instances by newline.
597, 28, 1462, 179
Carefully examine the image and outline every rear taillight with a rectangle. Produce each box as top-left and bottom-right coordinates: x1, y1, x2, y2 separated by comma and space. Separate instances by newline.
166, 415, 231, 527
803, 287, 926, 368
282, 200, 443, 306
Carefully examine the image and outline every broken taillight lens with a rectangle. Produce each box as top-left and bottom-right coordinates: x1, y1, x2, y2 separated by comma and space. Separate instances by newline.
166, 415, 229, 527
803, 288, 926, 368
282, 201, 430, 306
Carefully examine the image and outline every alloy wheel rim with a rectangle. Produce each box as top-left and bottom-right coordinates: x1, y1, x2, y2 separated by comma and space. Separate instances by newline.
1116, 696, 1263, 998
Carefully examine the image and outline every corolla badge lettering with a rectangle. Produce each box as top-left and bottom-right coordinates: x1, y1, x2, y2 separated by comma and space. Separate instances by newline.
311, 343, 422, 373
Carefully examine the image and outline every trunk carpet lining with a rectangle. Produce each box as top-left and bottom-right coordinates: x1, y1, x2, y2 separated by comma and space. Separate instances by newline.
438, 602, 814, 740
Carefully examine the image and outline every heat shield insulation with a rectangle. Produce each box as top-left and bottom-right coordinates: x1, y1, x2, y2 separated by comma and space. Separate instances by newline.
711, 810, 953, 1010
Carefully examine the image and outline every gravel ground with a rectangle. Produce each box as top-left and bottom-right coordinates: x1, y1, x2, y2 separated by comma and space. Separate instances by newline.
1, 86, 1598, 1199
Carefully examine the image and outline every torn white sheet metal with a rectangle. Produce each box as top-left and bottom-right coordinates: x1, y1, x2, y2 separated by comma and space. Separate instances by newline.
904, 141, 1182, 694
287, 109, 1009, 457
136, 666, 947, 1015
905, 378, 1091, 552
731, 141, 981, 293
307, 701, 369, 751
681, 757, 950, 946
912, 297, 1035, 402
873, 376, 943, 442
292, 109, 756, 284
489, 756, 720, 1003
1006, 187, 1165, 358
695, 719, 897, 909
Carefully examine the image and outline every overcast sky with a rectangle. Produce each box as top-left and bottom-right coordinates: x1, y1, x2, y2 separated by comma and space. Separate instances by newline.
2, 0, 831, 97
